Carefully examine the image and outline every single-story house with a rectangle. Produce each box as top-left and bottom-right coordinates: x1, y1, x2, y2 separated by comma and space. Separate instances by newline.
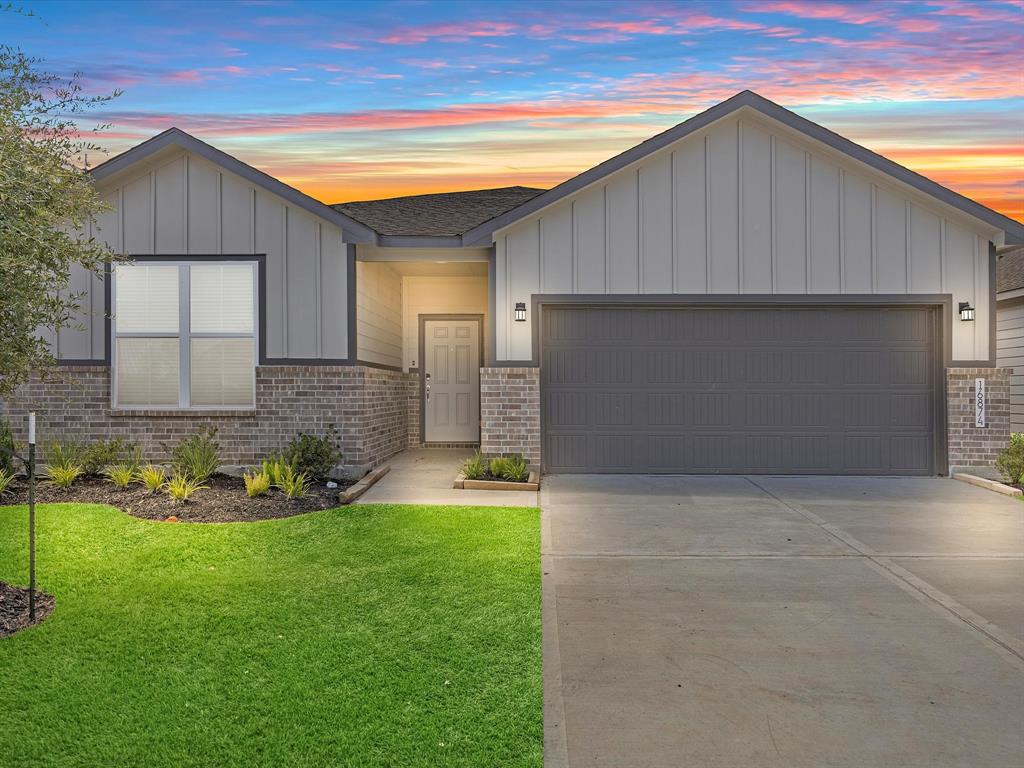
4, 90, 1023, 475
996, 245, 1024, 433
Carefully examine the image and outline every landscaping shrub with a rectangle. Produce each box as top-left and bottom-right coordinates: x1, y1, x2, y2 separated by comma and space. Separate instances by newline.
42, 464, 83, 489
167, 427, 220, 482
163, 474, 208, 503
47, 441, 83, 471
489, 457, 509, 480
462, 451, 487, 480
995, 434, 1024, 485
501, 454, 530, 482
284, 426, 341, 479
0, 419, 16, 475
0, 467, 14, 497
137, 465, 167, 494
262, 454, 295, 488
104, 463, 136, 489
243, 469, 272, 498
81, 438, 140, 475
277, 463, 310, 499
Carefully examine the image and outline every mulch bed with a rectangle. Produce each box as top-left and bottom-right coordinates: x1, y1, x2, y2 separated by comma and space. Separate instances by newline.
0, 580, 55, 639
3, 474, 354, 524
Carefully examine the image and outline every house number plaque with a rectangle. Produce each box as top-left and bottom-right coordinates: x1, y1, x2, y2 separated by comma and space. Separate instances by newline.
975, 378, 986, 428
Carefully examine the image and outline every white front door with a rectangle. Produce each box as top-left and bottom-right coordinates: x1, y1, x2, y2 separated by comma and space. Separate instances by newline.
424, 318, 480, 442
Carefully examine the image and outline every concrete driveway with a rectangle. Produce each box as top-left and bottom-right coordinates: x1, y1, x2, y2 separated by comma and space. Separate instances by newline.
542, 475, 1024, 767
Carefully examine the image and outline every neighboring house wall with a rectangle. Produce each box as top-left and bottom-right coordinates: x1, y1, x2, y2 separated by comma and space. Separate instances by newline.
997, 297, 1024, 432
492, 111, 994, 362
356, 261, 403, 368
401, 276, 488, 370
54, 148, 350, 362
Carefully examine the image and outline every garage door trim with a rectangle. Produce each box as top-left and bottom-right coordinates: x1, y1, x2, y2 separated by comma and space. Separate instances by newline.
532, 294, 951, 476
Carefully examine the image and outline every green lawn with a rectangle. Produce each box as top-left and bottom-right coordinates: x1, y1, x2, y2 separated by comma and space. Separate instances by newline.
0, 503, 541, 767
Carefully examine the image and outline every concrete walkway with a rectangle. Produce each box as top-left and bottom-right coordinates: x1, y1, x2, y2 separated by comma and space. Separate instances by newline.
354, 448, 539, 507
542, 475, 1024, 767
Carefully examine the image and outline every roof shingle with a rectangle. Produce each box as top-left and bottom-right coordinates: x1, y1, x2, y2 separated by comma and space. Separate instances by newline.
332, 186, 544, 237
998, 245, 1024, 294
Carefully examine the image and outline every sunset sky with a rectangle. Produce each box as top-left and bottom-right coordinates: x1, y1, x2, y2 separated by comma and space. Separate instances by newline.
9, 0, 1023, 220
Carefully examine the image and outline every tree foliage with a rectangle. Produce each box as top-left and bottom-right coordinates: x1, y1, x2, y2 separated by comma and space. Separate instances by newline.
0, 20, 121, 397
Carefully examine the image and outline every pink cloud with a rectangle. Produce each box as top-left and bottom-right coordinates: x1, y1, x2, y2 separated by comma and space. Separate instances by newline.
327, 41, 360, 50
742, 1, 891, 24
379, 20, 517, 44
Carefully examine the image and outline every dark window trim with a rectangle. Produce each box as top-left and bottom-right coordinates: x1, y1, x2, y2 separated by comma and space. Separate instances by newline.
418, 314, 484, 446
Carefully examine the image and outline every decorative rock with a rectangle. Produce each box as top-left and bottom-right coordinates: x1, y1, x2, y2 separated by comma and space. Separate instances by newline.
326, 481, 338, 489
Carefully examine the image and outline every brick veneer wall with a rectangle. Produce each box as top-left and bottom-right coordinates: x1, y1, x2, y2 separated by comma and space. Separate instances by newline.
0, 365, 418, 467
946, 367, 1011, 470
480, 367, 540, 465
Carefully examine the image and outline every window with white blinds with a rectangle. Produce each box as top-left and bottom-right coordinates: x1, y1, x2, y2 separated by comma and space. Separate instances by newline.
113, 262, 257, 409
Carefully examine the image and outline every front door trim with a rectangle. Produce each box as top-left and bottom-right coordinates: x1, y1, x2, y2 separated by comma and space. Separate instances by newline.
419, 314, 484, 445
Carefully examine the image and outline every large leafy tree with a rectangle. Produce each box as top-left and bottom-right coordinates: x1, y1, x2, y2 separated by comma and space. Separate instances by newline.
0, 30, 121, 397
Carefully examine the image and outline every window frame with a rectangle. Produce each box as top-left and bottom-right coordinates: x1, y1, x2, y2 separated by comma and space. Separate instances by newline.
111, 259, 259, 410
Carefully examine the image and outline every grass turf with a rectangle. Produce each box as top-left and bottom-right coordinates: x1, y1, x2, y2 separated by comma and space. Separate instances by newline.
0, 503, 541, 767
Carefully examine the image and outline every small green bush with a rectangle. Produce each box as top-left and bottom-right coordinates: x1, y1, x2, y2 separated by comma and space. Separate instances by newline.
262, 454, 296, 489
277, 463, 310, 499
163, 474, 207, 503
489, 457, 509, 480
167, 426, 220, 482
285, 426, 341, 480
47, 441, 83, 471
995, 435, 1024, 485
104, 463, 137, 489
243, 469, 272, 498
43, 463, 83, 489
0, 467, 15, 497
137, 464, 167, 494
0, 419, 16, 475
500, 454, 530, 482
82, 438, 140, 475
462, 451, 487, 480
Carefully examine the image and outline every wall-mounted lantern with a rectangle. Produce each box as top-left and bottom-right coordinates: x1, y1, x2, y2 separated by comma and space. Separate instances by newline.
514, 302, 527, 322
959, 302, 975, 322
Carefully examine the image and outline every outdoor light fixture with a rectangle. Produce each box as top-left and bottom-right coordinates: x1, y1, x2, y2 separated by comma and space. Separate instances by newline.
514, 302, 527, 322
959, 302, 975, 321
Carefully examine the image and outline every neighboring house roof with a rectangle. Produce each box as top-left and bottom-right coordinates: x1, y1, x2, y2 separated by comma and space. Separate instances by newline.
334, 186, 544, 238
462, 90, 1024, 247
88, 127, 379, 244
997, 245, 1024, 295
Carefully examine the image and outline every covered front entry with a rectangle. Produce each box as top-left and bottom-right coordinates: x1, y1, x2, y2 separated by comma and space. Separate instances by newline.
541, 303, 942, 475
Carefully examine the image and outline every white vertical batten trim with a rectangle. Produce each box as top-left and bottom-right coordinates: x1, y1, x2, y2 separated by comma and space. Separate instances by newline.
315, 222, 322, 357
939, 218, 947, 292
571, 200, 578, 293
670, 150, 678, 292
216, 172, 223, 255
870, 184, 877, 293
804, 152, 811, 293
704, 135, 711, 293
538, 217, 544, 293
737, 119, 744, 294
838, 168, 845, 293
769, 134, 777, 293
603, 184, 610, 293
282, 205, 289, 355
504, 234, 512, 356
249, 187, 255, 253
973, 234, 980, 358
637, 167, 643, 293
905, 201, 912, 291
183, 154, 189, 255
149, 170, 156, 254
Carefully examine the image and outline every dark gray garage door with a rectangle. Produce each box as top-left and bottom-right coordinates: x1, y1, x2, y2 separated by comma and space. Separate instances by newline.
541, 305, 939, 475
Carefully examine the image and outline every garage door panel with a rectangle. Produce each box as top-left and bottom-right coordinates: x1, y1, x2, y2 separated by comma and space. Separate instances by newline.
543, 305, 937, 475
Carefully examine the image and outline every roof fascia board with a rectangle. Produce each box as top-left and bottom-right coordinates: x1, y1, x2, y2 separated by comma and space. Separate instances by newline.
90, 128, 379, 244
997, 287, 1024, 302
376, 234, 466, 248
463, 90, 1023, 246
